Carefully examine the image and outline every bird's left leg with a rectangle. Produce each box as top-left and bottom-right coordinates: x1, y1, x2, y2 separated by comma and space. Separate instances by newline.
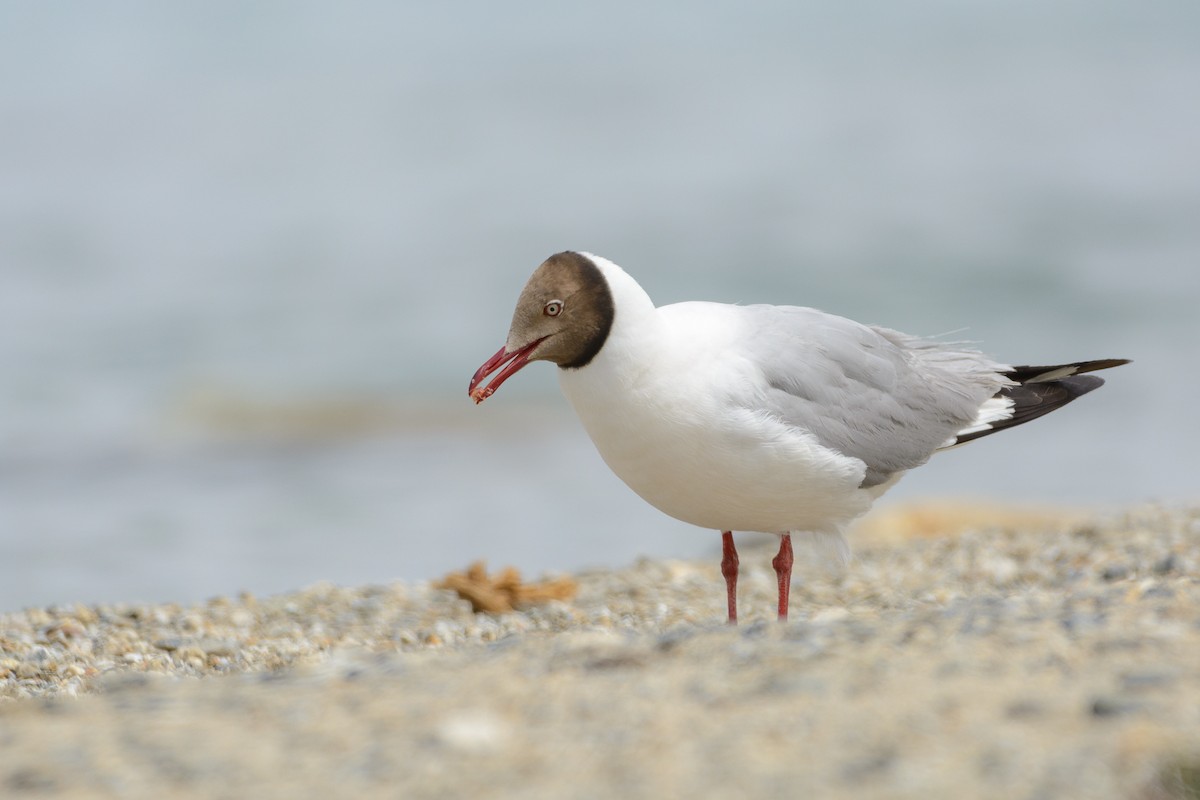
772, 533, 794, 621
720, 531, 739, 624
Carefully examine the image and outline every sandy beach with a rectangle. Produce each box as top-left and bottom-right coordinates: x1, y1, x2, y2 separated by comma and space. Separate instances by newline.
1, 504, 1198, 799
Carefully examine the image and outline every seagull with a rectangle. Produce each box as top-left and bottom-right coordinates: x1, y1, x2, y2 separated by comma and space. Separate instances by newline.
469, 251, 1128, 623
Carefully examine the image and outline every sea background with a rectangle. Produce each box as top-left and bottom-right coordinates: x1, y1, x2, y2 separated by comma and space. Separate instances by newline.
2, 2, 1197, 610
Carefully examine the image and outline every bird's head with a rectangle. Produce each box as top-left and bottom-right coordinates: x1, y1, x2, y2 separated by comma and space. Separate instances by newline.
469, 251, 614, 403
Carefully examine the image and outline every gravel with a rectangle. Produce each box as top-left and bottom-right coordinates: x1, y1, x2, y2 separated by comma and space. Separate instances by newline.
1, 504, 1198, 799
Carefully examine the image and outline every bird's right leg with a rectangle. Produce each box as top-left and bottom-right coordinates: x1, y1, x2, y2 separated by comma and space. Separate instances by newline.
772, 533, 794, 621
720, 531, 739, 624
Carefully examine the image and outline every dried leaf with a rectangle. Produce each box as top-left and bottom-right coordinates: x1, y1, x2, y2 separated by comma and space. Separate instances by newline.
435, 561, 577, 614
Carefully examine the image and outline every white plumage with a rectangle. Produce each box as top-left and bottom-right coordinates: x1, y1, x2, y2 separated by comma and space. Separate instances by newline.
469, 251, 1127, 622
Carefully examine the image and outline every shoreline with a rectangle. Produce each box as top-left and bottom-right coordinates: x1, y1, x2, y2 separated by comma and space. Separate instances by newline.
1, 504, 1198, 798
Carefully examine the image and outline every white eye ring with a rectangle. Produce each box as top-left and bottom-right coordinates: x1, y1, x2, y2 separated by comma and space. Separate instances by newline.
543, 299, 564, 317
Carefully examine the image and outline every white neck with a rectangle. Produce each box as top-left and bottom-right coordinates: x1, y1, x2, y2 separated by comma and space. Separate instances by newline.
557, 254, 660, 393
577, 252, 658, 339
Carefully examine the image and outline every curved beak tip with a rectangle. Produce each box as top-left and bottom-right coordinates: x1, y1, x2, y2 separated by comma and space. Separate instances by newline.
469, 340, 540, 405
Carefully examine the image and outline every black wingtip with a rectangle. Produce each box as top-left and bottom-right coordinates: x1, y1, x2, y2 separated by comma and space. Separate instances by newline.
1004, 358, 1130, 383
1056, 373, 1106, 398
952, 358, 1128, 447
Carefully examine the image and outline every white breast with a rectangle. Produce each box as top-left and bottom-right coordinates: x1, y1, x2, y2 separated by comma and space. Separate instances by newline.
557, 298, 881, 535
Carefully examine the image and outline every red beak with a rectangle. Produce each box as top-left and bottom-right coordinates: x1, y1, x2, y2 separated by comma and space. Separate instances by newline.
468, 339, 545, 404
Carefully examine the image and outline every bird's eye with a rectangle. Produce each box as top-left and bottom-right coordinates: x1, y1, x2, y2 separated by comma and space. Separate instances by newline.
544, 300, 563, 317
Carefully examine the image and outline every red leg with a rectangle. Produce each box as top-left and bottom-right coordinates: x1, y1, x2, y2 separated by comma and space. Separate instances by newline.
720, 531, 739, 625
772, 534, 794, 621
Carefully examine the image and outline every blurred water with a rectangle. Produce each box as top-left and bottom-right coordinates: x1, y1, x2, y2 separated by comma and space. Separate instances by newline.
2, 2, 1198, 610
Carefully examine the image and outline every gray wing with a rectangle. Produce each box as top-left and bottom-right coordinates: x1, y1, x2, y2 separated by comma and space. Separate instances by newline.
736, 305, 1011, 487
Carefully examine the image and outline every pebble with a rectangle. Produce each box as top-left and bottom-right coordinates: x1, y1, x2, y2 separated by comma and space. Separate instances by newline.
0, 513, 1195, 683
1090, 695, 1147, 718
0, 506, 1193, 799
433, 709, 512, 754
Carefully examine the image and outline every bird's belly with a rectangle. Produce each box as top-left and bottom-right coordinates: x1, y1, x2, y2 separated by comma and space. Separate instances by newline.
561, 382, 876, 534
